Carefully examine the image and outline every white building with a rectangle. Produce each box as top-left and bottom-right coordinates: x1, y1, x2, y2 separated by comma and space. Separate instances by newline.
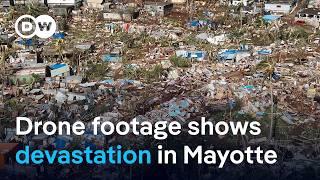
264, 0, 294, 14
39, 0, 82, 7
229, 0, 249, 7
49, 64, 70, 77
170, 0, 186, 4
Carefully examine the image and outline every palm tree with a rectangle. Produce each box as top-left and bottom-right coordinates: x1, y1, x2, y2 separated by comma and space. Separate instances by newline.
255, 60, 276, 141
0, 52, 6, 102
0, 48, 13, 102
55, 39, 65, 61
236, 1, 245, 28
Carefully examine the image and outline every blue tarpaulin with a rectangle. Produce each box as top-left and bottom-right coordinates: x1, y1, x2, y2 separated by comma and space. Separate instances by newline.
102, 54, 122, 62
228, 100, 236, 109
257, 49, 272, 55
262, 15, 281, 23
218, 49, 238, 60
100, 79, 114, 85
119, 79, 135, 85
190, 20, 199, 27
169, 99, 190, 117
243, 85, 254, 89
84, 141, 97, 150
16, 39, 33, 46
189, 20, 213, 27
272, 72, 281, 80
176, 50, 206, 61
53, 32, 65, 39
50, 63, 67, 70
54, 138, 67, 149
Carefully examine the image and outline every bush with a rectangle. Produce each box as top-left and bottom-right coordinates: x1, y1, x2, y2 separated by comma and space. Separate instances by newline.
85, 63, 110, 80
123, 65, 165, 82
170, 56, 191, 68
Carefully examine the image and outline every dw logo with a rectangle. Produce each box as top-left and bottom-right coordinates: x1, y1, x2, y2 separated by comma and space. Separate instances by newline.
15, 15, 57, 39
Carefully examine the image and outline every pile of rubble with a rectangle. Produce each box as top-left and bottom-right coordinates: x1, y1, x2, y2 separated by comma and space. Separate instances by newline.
0, 0, 320, 179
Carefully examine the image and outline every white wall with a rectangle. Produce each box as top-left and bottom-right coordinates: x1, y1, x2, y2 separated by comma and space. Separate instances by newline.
170, 0, 187, 4
47, 0, 76, 5
265, 4, 292, 14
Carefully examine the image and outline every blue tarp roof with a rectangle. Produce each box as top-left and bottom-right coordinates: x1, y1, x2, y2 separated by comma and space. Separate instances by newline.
85, 141, 97, 150
257, 49, 272, 55
190, 20, 199, 26
176, 50, 206, 61
169, 99, 190, 117
222, 49, 238, 54
50, 63, 67, 70
218, 49, 239, 60
54, 138, 67, 149
100, 79, 114, 85
16, 39, 33, 46
102, 54, 122, 62
189, 19, 213, 27
262, 15, 280, 22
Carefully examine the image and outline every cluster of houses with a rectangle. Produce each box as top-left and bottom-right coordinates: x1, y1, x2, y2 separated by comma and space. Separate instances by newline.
227, 0, 320, 28
1, 0, 175, 21
1, 0, 319, 27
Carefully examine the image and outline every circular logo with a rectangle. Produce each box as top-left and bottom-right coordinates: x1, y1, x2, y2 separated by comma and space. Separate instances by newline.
35, 15, 57, 39
15, 15, 57, 39
15, 15, 37, 39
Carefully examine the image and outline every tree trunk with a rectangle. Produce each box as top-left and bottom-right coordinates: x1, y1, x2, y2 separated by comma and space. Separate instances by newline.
269, 74, 274, 141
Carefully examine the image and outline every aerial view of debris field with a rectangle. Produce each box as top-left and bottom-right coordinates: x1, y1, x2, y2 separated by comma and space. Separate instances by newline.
0, 0, 319, 179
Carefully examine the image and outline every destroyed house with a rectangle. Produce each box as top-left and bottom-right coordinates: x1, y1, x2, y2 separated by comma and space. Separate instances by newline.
0, 33, 15, 44
176, 50, 207, 61
144, 2, 173, 16
217, 48, 251, 61
1, 0, 13, 8
13, 66, 46, 84
42, 0, 82, 7
102, 53, 122, 62
264, 0, 295, 14
0, 33, 14, 51
103, 9, 139, 22
86, 0, 104, 9
1, 0, 25, 7
188, 19, 216, 29
52, 6, 73, 16
75, 43, 94, 52
296, 8, 320, 22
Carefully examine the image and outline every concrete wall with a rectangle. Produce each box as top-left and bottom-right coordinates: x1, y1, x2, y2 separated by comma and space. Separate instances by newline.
103, 12, 134, 22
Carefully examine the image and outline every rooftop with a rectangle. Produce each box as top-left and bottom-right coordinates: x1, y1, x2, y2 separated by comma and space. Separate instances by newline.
144, 1, 173, 6
266, 0, 293, 4
50, 63, 67, 70
298, 8, 320, 15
